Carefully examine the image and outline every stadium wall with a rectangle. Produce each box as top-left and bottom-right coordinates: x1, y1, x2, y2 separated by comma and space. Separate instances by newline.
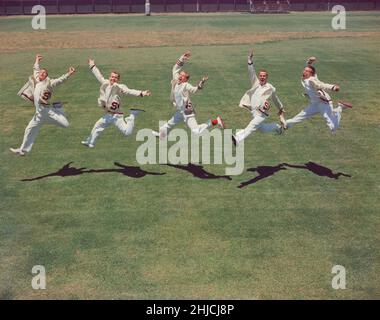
0, 0, 379, 16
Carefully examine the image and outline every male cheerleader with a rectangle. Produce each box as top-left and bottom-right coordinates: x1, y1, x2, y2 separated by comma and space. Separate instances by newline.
10, 54, 75, 156
81, 59, 151, 148
232, 49, 286, 146
284, 56, 352, 132
152, 51, 225, 139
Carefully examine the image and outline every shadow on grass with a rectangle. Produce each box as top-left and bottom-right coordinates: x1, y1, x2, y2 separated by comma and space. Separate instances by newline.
21, 162, 165, 181
21, 161, 351, 187
238, 162, 352, 189
238, 164, 287, 189
165, 163, 232, 180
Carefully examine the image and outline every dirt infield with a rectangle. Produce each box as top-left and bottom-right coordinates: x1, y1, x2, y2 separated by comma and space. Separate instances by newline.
1, 30, 379, 51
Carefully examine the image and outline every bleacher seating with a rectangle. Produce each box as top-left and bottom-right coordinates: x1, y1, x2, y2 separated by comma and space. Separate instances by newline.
0, 0, 377, 16
250, 0, 290, 14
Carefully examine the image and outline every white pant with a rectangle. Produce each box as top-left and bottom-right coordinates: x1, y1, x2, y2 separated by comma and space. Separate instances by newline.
235, 110, 279, 144
84, 113, 135, 145
159, 110, 211, 137
20, 107, 69, 152
185, 115, 211, 135
286, 101, 342, 132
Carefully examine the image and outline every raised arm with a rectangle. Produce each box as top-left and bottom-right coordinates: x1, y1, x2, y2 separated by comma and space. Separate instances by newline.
247, 49, 258, 86
305, 56, 339, 91
185, 75, 208, 94
172, 51, 191, 80
306, 56, 318, 78
33, 54, 42, 80
306, 56, 317, 67
50, 67, 75, 87
119, 84, 151, 97
309, 78, 339, 92
88, 59, 107, 84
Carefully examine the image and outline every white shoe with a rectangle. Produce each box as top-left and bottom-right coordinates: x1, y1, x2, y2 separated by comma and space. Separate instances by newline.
129, 108, 145, 116
10, 148, 25, 156
81, 141, 94, 148
216, 116, 226, 129
151, 130, 159, 137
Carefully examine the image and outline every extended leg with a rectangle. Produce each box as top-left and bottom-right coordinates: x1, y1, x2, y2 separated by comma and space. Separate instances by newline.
84, 115, 111, 146
115, 114, 135, 137
235, 114, 266, 144
258, 122, 280, 133
285, 104, 319, 129
47, 108, 70, 128
19, 113, 43, 152
185, 115, 211, 135
320, 102, 340, 132
158, 110, 184, 139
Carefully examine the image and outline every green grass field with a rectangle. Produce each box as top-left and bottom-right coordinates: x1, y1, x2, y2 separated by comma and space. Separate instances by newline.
0, 11, 379, 299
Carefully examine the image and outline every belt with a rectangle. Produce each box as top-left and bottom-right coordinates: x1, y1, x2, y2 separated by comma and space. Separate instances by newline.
40, 102, 62, 108
107, 111, 124, 115
258, 108, 269, 117
320, 97, 332, 103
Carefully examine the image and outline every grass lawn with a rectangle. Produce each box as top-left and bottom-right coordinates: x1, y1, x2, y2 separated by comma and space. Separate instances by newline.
0, 11, 379, 299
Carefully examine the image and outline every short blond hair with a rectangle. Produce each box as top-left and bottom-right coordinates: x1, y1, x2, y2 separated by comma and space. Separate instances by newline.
40, 68, 48, 76
181, 70, 190, 80
259, 69, 268, 76
111, 71, 120, 80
